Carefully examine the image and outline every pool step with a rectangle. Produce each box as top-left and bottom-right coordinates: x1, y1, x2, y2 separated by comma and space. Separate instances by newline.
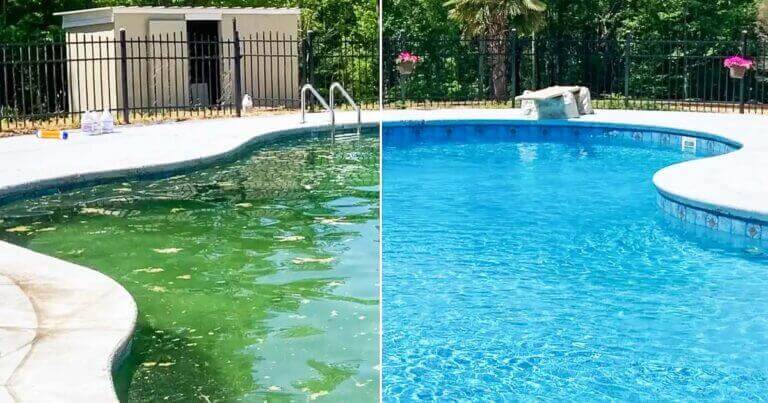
333, 129, 361, 143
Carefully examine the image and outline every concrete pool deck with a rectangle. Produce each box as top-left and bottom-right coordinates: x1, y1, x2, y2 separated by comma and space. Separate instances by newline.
381, 109, 768, 226
0, 111, 378, 402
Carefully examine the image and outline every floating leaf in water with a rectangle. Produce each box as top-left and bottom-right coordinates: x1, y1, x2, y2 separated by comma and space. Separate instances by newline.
176, 274, 191, 280
235, 203, 252, 208
276, 235, 305, 242
80, 207, 120, 216
279, 325, 323, 338
267, 386, 282, 392
142, 362, 157, 367
36, 227, 56, 232
5, 226, 31, 233
354, 379, 372, 388
315, 217, 349, 225
309, 391, 329, 400
294, 360, 356, 397
158, 362, 175, 367
292, 257, 334, 265
134, 267, 164, 273
153, 248, 182, 254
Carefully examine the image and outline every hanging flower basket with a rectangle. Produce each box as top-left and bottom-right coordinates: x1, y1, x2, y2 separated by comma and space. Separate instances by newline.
397, 61, 417, 75
729, 65, 747, 78
395, 51, 421, 76
724, 55, 754, 79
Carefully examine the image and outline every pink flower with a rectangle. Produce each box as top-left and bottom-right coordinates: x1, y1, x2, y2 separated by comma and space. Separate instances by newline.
396, 51, 421, 64
724, 55, 754, 69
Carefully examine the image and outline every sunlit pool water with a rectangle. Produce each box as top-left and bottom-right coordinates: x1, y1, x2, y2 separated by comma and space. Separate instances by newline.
383, 123, 768, 400
0, 129, 379, 402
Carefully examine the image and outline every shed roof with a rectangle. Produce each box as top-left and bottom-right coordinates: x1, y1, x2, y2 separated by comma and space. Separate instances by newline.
54, 6, 300, 16
55, 6, 300, 29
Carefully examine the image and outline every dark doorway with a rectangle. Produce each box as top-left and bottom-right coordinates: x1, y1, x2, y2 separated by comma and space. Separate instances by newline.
187, 21, 221, 106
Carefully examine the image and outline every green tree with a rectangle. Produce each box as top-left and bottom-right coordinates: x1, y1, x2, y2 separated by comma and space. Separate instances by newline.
444, 0, 547, 99
0, 0, 377, 42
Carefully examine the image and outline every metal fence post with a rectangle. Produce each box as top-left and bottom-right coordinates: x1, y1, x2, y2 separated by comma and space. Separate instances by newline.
478, 38, 486, 100
581, 33, 589, 85
624, 32, 632, 109
532, 33, 540, 89
119, 29, 130, 124
510, 29, 517, 102
305, 30, 315, 86
233, 20, 243, 118
740, 30, 747, 114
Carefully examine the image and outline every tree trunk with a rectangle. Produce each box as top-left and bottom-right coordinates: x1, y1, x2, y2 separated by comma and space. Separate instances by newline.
487, 17, 508, 101
487, 38, 508, 100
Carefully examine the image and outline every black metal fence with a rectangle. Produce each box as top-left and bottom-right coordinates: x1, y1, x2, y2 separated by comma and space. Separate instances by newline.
384, 31, 768, 113
0, 28, 378, 133
9, 29, 768, 132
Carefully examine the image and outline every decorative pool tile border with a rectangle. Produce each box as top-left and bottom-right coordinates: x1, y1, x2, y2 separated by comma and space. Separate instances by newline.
383, 123, 738, 158
657, 193, 768, 240
597, 128, 737, 157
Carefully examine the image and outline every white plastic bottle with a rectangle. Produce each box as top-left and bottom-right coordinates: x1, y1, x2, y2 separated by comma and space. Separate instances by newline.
242, 94, 253, 112
81, 110, 94, 134
99, 109, 114, 134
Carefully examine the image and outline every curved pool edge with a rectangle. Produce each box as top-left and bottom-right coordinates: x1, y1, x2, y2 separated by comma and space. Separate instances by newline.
381, 108, 768, 240
0, 241, 136, 402
0, 111, 378, 402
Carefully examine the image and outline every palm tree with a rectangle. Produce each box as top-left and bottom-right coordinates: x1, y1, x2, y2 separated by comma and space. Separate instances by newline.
445, 0, 547, 100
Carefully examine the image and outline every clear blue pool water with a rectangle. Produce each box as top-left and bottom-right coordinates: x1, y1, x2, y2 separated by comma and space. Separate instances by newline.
382, 123, 768, 401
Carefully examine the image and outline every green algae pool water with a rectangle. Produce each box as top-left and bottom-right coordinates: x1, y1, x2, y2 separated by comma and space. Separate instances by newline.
0, 128, 379, 402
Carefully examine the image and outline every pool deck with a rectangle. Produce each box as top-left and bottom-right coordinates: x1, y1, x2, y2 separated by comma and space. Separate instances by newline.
381, 109, 768, 224
0, 111, 377, 402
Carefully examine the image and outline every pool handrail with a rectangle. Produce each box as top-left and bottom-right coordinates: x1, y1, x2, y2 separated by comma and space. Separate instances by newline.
329, 82, 362, 134
300, 84, 333, 125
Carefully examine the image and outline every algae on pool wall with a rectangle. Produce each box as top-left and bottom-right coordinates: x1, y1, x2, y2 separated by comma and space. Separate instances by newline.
0, 130, 380, 402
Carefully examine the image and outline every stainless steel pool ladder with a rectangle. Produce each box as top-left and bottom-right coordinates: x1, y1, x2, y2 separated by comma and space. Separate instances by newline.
300, 83, 333, 126
329, 82, 362, 137
300, 83, 362, 139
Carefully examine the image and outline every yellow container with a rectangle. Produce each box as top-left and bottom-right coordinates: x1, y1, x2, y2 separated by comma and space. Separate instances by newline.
36, 130, 68, 140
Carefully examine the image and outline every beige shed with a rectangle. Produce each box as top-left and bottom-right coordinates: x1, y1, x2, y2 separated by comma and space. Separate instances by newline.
54, 6, 301, 116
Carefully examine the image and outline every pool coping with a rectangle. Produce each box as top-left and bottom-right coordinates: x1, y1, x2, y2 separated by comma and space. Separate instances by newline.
381, 109, 768, 235
0, 111, 379, 402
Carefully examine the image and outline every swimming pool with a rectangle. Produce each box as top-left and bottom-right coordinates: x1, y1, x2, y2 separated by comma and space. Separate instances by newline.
0, 129, 379, 401
382, 122, 768, 400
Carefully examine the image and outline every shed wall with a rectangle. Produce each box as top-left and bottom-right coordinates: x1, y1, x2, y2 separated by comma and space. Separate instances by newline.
64, 10, 300, 115
65, 27, 118, 115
